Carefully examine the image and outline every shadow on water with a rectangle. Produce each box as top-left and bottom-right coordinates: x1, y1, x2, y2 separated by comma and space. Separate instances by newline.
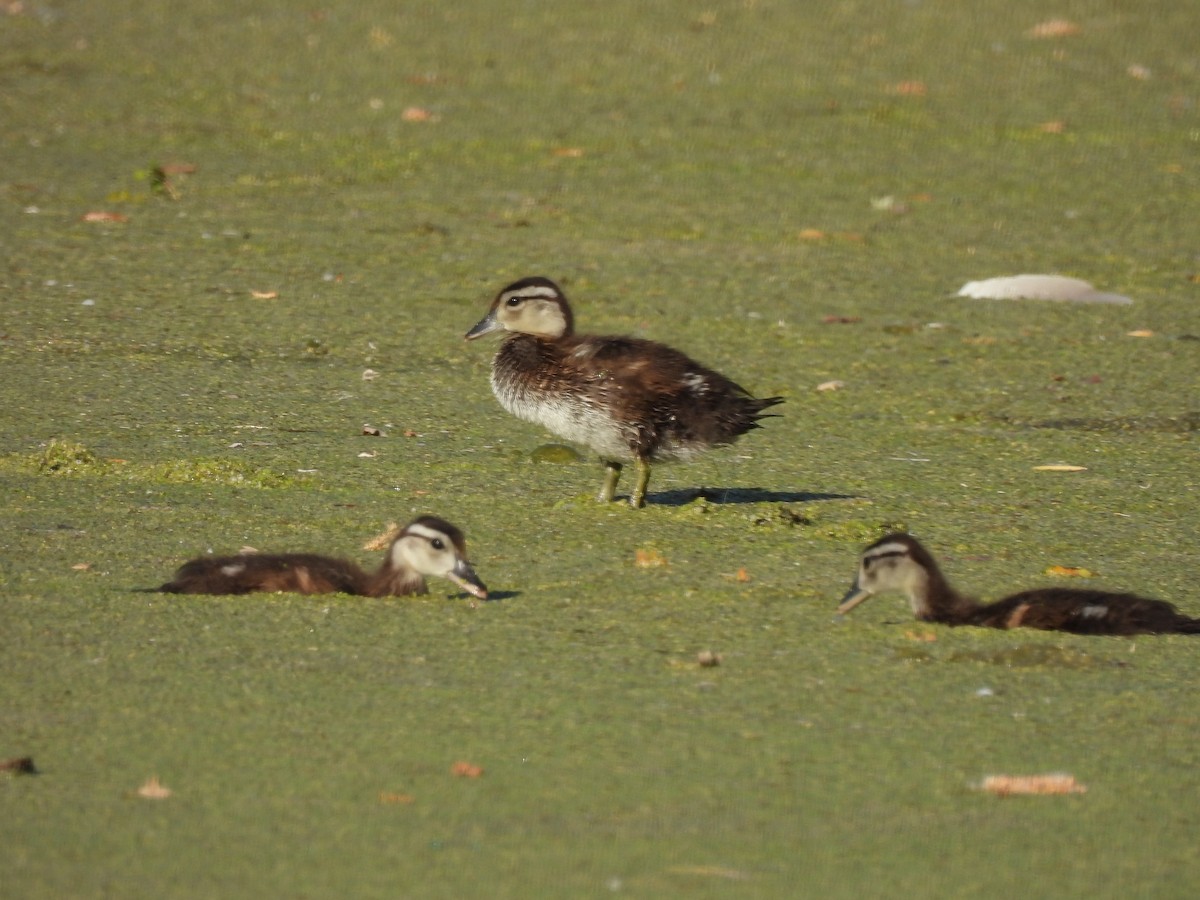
645, 487, 859, 507
479, 590, 521, 602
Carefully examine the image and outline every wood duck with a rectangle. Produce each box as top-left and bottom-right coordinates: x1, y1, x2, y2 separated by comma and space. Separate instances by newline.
464, 276, 783, 508
838, 533, 1199, 635
157, 516, 488, 600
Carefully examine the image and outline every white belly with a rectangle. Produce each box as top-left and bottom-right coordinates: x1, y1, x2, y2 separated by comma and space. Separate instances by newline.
491, 372, 635, 460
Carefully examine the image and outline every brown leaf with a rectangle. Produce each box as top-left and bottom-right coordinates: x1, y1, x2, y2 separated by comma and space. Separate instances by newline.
634, 548, 669, 568
889, 81, 927, 96
401, 106, 435, 122
81, 211, 128, 223
249, 290, 278, 300
136, 776, 172, 799
821, 315, 861, 325
1033, 464, 1087, 472
158, 162, 197, 176
0, 756, 37, 775
1027, 19, 1080, 38
1044, 565, 1094, 578
363, 523, 401, 552
379, 791, 415, 804
798, 228, 826, 241
696, 650, 722, 668
981, 774, 1086, 796
552, 147, 585, 158
450, 761, 483, 778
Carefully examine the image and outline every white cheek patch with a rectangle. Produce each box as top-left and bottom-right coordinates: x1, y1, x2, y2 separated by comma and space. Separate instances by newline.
683, 372, 709, 393
220, 563, 246, 577
1079, 604, 1109, 619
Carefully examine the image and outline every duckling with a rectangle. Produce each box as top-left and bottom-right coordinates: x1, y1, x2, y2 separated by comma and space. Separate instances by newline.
464, 276, 783, 508
837, 533, 1199, 635
157, 516, 488, 600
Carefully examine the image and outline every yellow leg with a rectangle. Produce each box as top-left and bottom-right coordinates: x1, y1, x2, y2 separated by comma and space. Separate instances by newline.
597, 461, 622, 503
629, 457, 651, 509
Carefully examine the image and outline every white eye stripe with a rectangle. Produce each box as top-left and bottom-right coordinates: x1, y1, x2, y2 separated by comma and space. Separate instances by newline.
404, 524, 451, 544
865, 542, 910, 563
500, 286, 559, 303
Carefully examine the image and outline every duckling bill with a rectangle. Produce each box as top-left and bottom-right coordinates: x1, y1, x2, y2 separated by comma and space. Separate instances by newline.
838, 533, 1199, 636
465, 276, 783, 508
157, 516, 487, 600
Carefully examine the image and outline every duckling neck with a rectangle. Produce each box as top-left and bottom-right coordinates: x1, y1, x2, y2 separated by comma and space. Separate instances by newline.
365, 559, 428, 598
909, 566, 980, 623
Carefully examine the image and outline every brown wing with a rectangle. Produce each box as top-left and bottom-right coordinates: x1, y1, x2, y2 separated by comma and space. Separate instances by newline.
973, 589, 1199, 635
159, 553, 369, 595
556, 335, 782, 453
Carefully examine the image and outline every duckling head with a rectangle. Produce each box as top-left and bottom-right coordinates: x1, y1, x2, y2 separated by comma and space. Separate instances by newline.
391, 516, 488, 600
838, 533, 934, 617
465, 276, 574, 341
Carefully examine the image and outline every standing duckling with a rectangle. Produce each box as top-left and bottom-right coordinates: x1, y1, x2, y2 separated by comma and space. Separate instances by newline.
157, 516, 488, 600
837, 533, 1199, 635
465, 276, 783, 508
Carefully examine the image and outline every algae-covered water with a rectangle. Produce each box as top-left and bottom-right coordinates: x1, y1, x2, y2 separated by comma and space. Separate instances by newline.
2, 1, 1199, 897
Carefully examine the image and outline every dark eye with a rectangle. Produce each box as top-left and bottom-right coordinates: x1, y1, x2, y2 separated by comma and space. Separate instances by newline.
506, 296, 521, 307
431, 538, 445, 550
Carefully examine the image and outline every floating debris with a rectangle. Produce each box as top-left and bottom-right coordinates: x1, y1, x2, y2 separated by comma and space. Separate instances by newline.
980, 774, 1086, 796
958, 275, 1132, 305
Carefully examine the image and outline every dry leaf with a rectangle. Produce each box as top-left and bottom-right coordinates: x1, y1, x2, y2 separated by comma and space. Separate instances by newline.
158, 162, 197, 176
403, 429, 419, 438
1027, 19, 1080, 38
363, 523, 401, 552
379, 791, 415, 804
1126, 329, 1154, 338
734, 567, 751, 583
697, 650, 722, 668
450, 761, 483, 778
1044, 565, 1094, 578
1037, 120, 1067, 133
798, 228, 826, 241
903, 630, 937, 642
81, 211, 128, 223
1033, 464, 1087, 472
889, 81, 927, 96
401, 106, 435, 122
981, 774, 1086, 796
634, 548, 669, 568
137, 776, 172, 799
816, 380, 845, 392
71, 562, 92, 571
357, 451, 377, 458
552, 147, 585, 158
362, 369, 380, 381
249, 290, 278, 300
362, 424, 383, 437
0, 756, 36, 775
1127, 64, 1151, 80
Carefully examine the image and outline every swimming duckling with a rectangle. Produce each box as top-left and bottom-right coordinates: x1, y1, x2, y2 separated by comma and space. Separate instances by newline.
157, 516, 488, 600
465, 276, 783, 508
837, 533, 1198, 635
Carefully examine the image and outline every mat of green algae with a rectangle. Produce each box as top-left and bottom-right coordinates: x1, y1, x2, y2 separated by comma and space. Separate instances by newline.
2, 1, 1199, 896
